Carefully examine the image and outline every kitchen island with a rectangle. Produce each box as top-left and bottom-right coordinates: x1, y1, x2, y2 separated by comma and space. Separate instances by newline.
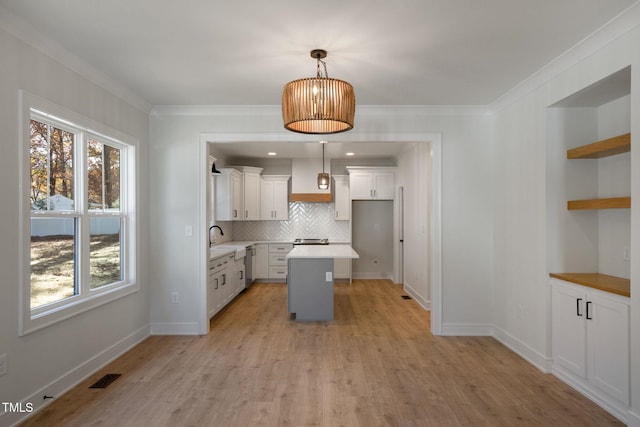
286, 245, 359, 321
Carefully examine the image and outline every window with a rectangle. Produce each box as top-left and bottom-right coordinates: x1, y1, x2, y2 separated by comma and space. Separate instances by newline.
20, 92, 137, 334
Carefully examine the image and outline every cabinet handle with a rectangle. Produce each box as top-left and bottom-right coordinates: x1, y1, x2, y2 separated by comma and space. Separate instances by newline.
214, 278, 219, 289
233, 209, 237, 218
245, 210, 248, 218
576, 298, 583, 316
239, 271, 243, 279
222, 274, 226, 286
586, 301, 592, 320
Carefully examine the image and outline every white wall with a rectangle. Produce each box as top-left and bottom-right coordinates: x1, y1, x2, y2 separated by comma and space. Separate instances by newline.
0, 27, 150, 424
149, 106, 494, 335
492, 14, 640, 424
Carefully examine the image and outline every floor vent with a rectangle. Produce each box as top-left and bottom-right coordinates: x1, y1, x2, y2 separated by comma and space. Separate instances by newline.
89, 374, 121, 389
401, 295, 412, 300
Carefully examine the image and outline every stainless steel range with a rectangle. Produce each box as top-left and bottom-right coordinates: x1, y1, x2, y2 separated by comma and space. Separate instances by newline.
293, 238, 329, 246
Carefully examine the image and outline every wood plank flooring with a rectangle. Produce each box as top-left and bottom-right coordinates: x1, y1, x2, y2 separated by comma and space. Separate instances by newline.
21, 279, 622, 426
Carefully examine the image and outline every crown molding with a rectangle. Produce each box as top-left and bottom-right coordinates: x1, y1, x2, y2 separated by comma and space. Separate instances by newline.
151, 104, 491, 117
490, 1, 640, 113
0, 5, 152, 114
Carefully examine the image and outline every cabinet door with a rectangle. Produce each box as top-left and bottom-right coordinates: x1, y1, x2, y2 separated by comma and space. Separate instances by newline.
333, 176, 350, 220
243, 172, 261, 220
552, 281, 587, 378
334, 258, 351, 279
587, 292, 630, 404
231, 172, 243, 220
260, 179, 274, 220
254, 244, 269, 279
272, 179, 289, 220
373, 172, 395, 199
350, 174, 373, 200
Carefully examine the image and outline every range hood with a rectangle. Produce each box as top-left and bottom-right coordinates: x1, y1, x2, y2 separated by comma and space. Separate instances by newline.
290, 158, 332, 202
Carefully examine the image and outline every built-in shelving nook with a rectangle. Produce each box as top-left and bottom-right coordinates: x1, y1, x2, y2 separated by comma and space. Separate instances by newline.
546, 66, 631, 296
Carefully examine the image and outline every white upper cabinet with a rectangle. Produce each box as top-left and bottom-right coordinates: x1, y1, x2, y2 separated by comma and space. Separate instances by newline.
261, 175, 290, 220
215, 168, 243, 221
231, 166, 262, 220
346, 167, 396, 200
332, 175, 350, 220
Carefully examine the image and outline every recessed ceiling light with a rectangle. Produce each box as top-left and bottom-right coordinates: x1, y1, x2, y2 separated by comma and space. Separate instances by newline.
346, 152, 355, 156
267, 152, 277, 156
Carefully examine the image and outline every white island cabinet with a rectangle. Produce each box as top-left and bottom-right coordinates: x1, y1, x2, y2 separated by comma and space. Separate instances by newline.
286, 245, 359, 321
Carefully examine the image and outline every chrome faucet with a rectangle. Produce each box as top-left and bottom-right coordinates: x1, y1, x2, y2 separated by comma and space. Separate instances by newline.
209, 225, 224, 247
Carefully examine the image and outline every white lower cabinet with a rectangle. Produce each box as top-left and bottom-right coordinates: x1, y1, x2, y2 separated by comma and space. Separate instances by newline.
207, 254, 233, 318
551, 278, 630, 414
253, 242, 292, 281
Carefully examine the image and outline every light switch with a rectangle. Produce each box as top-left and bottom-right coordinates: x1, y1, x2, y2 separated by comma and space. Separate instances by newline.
325, 272, 332, 282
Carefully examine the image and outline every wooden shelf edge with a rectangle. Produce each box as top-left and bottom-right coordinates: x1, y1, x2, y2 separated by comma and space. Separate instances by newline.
289, 193, 332, 202
567, 133, 631, 159
567, 197, 631, 210
550, 272, 630, 297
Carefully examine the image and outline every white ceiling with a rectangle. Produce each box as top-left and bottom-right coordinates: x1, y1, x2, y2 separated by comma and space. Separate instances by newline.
1, 0, 637, 107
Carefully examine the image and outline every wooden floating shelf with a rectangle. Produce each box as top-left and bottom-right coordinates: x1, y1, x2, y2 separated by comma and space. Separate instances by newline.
567, 197, 631, 210
567, 133, 630, 159
550, 272, 630, 297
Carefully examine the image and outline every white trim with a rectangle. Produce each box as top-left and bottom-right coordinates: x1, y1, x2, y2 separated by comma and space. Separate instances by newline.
0, 6, 151, 114
198, 131, 444, 338
19, 91, 140, 335
492, 326, 553, 373
149, 322, 201, 336
152, 104, 491, 117
1, 325, 149, 427
552, 366, 629, 424
402, 283, 431, 311
440, 323, 494, 336
352, 272, 393, 280
627, 411, 640, 427
490, 2, 640, 112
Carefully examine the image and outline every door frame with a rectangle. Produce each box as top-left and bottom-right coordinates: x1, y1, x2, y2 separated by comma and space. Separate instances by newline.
198, 131, 442, 335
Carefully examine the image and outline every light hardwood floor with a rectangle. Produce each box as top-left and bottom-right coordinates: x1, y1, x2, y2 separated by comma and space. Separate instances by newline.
21, 279, 622, 426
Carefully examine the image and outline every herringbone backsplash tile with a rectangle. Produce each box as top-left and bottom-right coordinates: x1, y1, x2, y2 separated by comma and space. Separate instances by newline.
233, 202, 350, 241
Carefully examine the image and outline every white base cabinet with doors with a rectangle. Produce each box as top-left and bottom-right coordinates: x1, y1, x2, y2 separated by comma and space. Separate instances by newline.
260, 175, 290, 220
207, 253, 233, 318
253, 243, 293, 281
550, 277, 630, 420
346, 166, 396, 200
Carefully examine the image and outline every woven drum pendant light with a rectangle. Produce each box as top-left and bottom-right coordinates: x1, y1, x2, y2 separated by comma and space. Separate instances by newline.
282, 49, 355, 134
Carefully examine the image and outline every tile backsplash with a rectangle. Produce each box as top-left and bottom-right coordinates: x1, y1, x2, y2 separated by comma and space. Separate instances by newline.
232, 202, 350, 241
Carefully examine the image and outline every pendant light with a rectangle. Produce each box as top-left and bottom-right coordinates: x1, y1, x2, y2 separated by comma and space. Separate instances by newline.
317, 142, 330, 190
282, 49, 355, 134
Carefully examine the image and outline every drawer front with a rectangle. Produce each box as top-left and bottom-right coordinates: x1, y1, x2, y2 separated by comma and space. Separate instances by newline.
268, 266, 288, 278
269, 253, 288, 266
269, 243, 293, 253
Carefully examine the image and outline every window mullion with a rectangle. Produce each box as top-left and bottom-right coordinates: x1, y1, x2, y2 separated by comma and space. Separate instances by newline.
78, 131, 91, 297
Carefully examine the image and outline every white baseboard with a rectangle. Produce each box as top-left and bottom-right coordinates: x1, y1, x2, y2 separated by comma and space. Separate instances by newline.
352, 272, 392, 279
3, 324, 150, 427
627, 410, 640, 427
492, 326, 552, 373
150, 322, 200, 335
552, 366, 629, 424
402, 283, 431, 310
441, 322, 493, 336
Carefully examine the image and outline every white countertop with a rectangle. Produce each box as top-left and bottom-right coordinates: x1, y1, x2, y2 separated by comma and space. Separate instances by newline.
286, 245, 359, 259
